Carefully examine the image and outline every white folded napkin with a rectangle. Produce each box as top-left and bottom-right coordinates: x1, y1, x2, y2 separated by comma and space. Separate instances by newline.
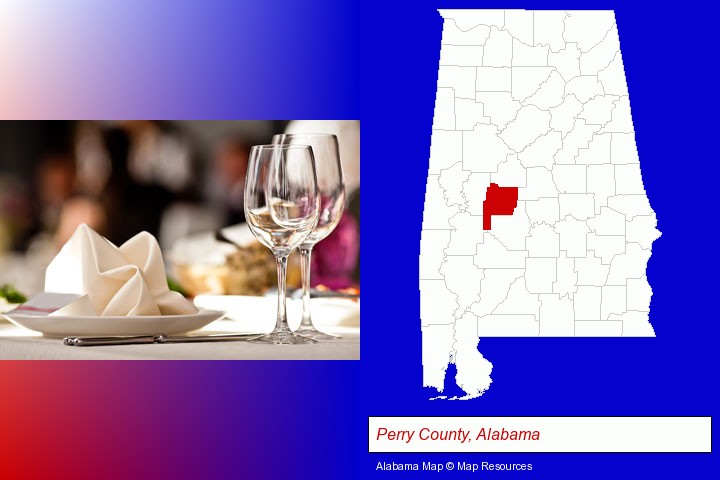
44, 224, 198, 316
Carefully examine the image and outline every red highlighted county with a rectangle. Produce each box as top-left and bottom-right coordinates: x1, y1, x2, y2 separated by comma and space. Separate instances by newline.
483, 183, 519, 230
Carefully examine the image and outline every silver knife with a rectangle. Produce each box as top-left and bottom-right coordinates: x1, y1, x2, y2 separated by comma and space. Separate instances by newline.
63, 333, 262, 347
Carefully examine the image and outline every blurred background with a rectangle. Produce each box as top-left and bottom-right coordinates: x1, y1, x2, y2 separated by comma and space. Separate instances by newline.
0, 120, 360, 297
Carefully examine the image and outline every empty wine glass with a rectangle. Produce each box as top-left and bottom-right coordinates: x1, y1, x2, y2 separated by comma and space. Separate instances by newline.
273, 133, 345, 340
244, 144, 320, 344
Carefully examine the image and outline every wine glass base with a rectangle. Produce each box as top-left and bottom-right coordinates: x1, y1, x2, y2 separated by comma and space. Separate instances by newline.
248, 330, 318, 345
294, 326, 341, 340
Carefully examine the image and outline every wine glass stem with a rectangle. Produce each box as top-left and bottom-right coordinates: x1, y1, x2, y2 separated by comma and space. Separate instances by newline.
299, 246, 314, 329
274, 254, 291, 333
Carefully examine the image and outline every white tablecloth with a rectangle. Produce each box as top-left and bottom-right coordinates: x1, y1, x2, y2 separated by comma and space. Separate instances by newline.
0, 320, 359, 360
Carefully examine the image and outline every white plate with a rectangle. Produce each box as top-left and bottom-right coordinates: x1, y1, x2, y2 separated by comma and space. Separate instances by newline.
1, 309, 225, 337
0, 303, 20, 316
193, 295, 360, 332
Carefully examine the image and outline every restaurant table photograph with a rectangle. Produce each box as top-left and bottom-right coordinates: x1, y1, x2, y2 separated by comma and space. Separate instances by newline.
0, 120, 360, 360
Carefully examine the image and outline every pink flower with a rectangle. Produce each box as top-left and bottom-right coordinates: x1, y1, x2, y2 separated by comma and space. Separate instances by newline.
311, 213, 359, 289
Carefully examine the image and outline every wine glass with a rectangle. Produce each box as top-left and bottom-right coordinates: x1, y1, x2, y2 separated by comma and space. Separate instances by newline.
244, 144, 320, 344
273, 133, 345, 340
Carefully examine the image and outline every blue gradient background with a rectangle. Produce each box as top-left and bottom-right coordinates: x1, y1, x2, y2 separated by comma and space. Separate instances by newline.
0, 0, 358, 118
1, 0, 718, 478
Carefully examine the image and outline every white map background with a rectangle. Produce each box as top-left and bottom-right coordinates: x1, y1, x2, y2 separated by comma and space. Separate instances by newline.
420, 10, 661, 400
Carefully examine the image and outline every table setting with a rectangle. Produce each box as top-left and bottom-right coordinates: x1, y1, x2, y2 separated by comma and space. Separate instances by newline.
0, 133, 360, 360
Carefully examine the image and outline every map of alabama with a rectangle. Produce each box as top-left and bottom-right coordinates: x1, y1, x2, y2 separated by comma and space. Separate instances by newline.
420, 10, 661, 400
